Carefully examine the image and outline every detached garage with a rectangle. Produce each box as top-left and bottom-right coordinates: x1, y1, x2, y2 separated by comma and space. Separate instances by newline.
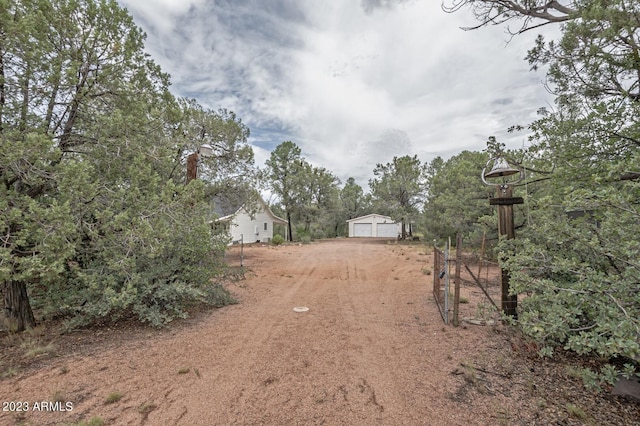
347, 214, 400, 238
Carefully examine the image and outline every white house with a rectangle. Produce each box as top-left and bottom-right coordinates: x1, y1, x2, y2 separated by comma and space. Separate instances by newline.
212, 195, 288, 244
346, 214, 400, 238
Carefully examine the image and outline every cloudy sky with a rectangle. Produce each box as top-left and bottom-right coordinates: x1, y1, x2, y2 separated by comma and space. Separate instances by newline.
118, 0, 557, 186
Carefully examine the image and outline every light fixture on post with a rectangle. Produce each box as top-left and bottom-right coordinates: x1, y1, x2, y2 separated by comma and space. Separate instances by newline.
199, 144, 213, 158
481, 150, 524, 318
186, 144, 213, 184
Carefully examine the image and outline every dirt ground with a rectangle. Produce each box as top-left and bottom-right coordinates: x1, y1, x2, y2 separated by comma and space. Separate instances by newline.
1, 239, 638, 425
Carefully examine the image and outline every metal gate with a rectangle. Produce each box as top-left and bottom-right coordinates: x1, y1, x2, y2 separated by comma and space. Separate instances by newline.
457, 253, 501, 323
435, 233, 501, 327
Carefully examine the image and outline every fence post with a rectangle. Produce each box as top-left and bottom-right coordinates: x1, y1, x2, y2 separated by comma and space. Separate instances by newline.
433, 240, 438, 297
453, 233, 462, 327
444, 239, 450, 325
477, 230, 486, 280
240, 234, 244, 267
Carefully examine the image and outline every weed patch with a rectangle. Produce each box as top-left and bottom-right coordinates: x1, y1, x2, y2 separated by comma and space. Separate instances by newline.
61, 418, 104, 426
104, 391, 124, 404
138, 401, 157, 417
566, 403, 589, 422
21, 338, 55, 358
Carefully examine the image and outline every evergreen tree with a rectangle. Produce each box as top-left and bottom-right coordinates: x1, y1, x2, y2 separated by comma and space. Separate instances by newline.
369, 155, 427, 239
446, 0, 640, 383
1, 0, 241, 331
423, 151, 496, 244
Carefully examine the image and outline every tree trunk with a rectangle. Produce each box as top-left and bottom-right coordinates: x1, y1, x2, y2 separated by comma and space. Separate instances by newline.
3, 279, 36, 332
287, 210, 293, 242
401, 219, 407, 240
19, 62, 31, 132
44, 60, 62, 134
59, 58, 90, 151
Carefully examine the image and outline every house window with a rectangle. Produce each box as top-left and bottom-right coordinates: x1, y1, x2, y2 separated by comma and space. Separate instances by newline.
264, 222, 268, 231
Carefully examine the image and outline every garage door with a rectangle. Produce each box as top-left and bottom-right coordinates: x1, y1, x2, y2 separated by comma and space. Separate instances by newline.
376, 223, 397, 238
353, 223, 372, 237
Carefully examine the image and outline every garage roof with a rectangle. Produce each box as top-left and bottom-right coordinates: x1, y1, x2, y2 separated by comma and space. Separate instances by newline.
346, 213, 394, 223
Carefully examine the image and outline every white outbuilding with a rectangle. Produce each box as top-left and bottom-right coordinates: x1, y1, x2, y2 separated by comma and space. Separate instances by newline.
346, 214, 400, 238
212, 195, 288, 244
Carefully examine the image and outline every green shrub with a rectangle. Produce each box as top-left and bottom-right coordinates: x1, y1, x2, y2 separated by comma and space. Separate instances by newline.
500, 200, 640, 387
294, 226, 311, 243
55, 180, 236, 328
300, 234, 312, 244
272, 234, 285, 245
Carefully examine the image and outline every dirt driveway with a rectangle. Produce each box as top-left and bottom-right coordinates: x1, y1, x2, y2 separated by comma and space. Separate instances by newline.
2, 239, 635, 425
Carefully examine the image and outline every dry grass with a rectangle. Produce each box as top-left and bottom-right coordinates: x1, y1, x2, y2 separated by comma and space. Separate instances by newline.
104, 391, 124, 404
138, 401, 158, 415
566, 403, 591, 422
20, 338, 55, 358
51, 390, 67, 403
61, 418, 104, 426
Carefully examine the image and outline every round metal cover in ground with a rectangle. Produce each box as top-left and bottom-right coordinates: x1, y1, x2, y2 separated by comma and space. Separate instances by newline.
293, 306, 309, 313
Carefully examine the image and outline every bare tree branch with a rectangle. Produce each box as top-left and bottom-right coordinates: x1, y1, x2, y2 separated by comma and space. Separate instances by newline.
442, 0, 577, 34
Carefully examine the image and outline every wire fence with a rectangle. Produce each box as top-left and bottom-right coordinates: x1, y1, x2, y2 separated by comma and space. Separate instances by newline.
455, 253, 501, 325
432, 241, 450, 324
432, 233, 502, 326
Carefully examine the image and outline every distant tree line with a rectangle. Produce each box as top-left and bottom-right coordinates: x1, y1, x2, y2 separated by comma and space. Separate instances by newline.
262, 141, 430, 241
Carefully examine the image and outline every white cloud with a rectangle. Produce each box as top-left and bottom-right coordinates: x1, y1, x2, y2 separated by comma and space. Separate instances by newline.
119, 0, 557, 187
120, 0, 206, 34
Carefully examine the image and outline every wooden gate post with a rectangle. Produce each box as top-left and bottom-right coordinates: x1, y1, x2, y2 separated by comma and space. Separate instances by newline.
489, 184, 522, 318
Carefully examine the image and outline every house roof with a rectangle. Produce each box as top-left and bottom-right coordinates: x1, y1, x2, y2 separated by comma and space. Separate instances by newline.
211, 194, 244, 220
211, 193, 288, 225
270, 210, 288, 225
346, 213, 394, 223
256, 197, 288, 225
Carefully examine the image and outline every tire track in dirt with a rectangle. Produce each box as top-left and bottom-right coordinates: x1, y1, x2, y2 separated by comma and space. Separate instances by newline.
181, 252, 325, 424
331, 243, 415, 423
